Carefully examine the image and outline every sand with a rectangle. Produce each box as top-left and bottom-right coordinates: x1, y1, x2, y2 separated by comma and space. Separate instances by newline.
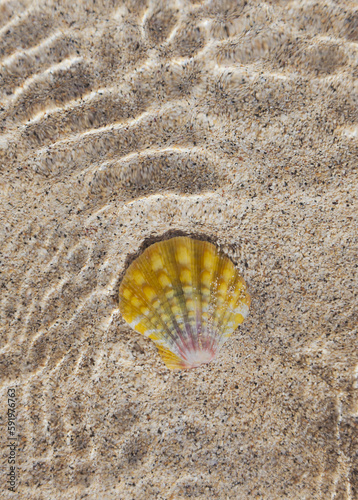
0, 0, 357, 498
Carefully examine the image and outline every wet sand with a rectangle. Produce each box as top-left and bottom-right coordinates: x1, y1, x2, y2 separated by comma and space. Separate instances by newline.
0, 0, 357, 498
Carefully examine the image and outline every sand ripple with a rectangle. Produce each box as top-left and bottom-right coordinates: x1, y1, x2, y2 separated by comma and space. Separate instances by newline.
1, 0, 357, 498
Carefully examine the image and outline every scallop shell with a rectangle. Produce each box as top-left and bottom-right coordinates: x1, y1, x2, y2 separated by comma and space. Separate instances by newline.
118, 237, 251, 370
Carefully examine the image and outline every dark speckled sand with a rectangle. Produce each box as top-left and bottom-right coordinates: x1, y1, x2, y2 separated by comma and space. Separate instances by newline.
0, 0, 357, 498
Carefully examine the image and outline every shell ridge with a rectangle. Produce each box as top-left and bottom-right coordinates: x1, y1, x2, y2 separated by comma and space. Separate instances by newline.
199, 240, 217, 353
153, 239, 185, 356
142, 238, 191, 363
119, 262, 186, 360
215, 266, 242, 341
118, 292, 155, 334
177, 237, 197, 349
191, 238, 202, 352
157, 345, 187, 370
221, 283, 251, 343
119, 286, 176, 347
165, 238, 195, 355
198, 240, 214, 353
213, 256, 240, 342
136, 254, 189, 357
206, 245, 224, 355
181, 238, 197, 351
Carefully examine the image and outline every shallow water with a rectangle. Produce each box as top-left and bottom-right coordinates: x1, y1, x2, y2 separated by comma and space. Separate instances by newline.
1, 0, 357, 498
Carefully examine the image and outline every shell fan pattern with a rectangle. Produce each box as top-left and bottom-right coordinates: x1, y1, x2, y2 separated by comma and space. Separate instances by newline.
118, 237, 251, 370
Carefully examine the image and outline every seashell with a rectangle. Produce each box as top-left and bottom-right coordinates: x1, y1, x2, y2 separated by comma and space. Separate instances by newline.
118, 237, 251, 370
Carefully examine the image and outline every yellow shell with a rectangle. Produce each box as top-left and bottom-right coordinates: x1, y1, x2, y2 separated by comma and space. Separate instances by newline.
118, 237, 251, 369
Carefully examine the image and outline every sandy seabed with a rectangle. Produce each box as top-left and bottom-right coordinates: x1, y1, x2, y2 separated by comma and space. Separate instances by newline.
0, 0, 357, 498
